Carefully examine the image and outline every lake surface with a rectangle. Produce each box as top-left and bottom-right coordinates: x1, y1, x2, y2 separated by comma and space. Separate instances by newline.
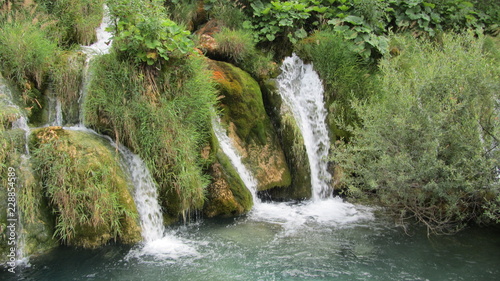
2, 199, 499, 281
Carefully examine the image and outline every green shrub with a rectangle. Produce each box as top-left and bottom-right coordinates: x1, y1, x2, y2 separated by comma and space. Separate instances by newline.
107, 0, 194, 65
0, 16, 59, 119
333, 33, 500, 234
37, 0, 105, 46
206, 0, 248, 29
212, 27, 275, 79
214, 27, 255, 63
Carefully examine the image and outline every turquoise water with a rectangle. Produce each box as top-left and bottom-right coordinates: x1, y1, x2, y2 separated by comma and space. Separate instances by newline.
2, 201, 499, 281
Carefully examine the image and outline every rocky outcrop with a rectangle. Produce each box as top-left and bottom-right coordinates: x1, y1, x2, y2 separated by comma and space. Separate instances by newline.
209, 60, 291, 192
29, 127, 141, 248
203, 143, 253, 217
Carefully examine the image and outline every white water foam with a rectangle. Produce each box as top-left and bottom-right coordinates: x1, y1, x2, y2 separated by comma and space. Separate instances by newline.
276, 54, 332, 200
212, 115, 373, 235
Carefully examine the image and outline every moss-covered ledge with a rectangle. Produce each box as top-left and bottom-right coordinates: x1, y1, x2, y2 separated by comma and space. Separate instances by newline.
209, 60, 291, 192
29, 127, 141, 248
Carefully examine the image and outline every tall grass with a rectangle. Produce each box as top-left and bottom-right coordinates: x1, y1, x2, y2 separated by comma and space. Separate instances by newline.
85, 51, 217, 221
37, 0, 105, 46
30, 127, 139, 246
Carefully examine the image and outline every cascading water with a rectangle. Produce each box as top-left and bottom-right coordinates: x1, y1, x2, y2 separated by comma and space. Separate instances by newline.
212, 118, 260, 205
118, 146, 164, 242
46, 96, 63, 126
66, 7, 198, 260
1, 77, 30, 262
78, 5, 113, 127
212, 114, 372, 233
276, 54, 332, 200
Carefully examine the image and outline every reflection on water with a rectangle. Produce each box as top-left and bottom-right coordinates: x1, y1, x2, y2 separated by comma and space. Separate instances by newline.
3, 207, 499, 281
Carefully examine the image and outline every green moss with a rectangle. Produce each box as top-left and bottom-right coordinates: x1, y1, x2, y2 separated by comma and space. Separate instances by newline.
211, 60, 268, 145
30, 127, 141, 248
210, 60, 291, 192
203, 147, 253, 218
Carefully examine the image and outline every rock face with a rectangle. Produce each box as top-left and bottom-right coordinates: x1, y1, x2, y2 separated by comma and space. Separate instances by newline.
30, 127, 141, 248
203, 144, 253, 218
209, 60, 291, 192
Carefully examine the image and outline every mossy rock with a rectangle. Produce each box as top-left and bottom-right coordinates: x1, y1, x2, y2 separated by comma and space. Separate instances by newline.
209, 60, 291, 192
259, 81, 312, 200
203, 147, 253, 217
30, 127, 141, 248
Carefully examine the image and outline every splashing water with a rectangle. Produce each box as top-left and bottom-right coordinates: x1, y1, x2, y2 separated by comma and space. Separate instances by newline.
276, 54, 332, 200
212, 116, 372, 235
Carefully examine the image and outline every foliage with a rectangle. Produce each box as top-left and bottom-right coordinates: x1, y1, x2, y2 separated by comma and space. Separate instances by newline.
210, 27, 275, 79
205, 0, 248, 29
30, 127, 138, 245
107, 0, 194, 65
85, 51, 217, 221
243, 0, 495, 59
165, 0, 202, 30
37, 0, 105, 46
332, 33, 500, 234
0, 12, 59, 119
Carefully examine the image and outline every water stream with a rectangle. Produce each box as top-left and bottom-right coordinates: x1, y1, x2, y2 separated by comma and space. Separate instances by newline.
276, 54, 332, 200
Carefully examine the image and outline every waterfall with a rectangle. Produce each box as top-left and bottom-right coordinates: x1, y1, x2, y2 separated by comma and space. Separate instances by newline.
276, 54, 332, 201
47, 96, 63, 126
78, 5, 113, 127
1, 77, 30, 263
212, 118, 260, 205
117, 146, 165, 242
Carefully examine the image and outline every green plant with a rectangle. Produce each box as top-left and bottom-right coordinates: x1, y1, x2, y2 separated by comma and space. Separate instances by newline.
333, 33, 500, 234
37, 0, 105, 46
214, 27, 255, 63
85, 51, 217, 221
30, 127, 138, 245
107, 0, 194, 65
205, 0, 248, 29
0, 13, 59, 119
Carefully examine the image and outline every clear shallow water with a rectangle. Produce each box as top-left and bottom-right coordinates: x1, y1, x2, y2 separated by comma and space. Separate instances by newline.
3, 201, 499, 281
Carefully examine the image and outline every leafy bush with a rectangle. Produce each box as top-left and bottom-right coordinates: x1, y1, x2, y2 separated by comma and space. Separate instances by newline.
333, 33, 500, 234
107, 0, 194, 65
243, 0, 494, 59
